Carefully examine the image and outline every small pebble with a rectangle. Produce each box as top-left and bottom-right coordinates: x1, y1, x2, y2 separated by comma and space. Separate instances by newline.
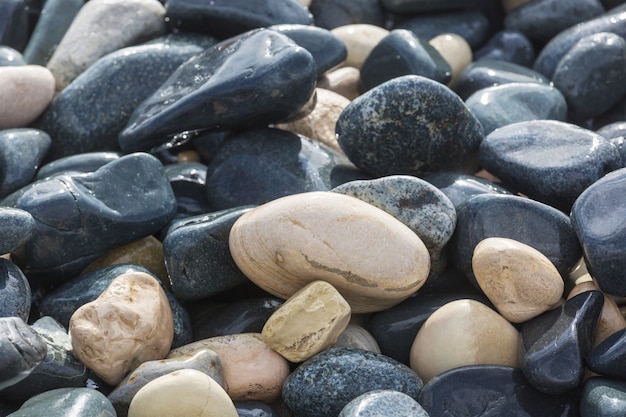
339, 390, 429, 417
316, 66, 361, 100
428, 32, 472, 86
0, 65, 55, 129
0, 317, 47, 391
0, 46, 25, 66
581, 377, 626, 417
0, 129, 51, 198
334, 323, 381, 353
330, 24, 390, 69
473, 29, 535, 67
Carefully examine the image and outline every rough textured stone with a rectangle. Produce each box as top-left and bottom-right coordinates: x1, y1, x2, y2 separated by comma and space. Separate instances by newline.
339, 390, 429, 417
581, 377, 626, 417
0, 65, 54, 129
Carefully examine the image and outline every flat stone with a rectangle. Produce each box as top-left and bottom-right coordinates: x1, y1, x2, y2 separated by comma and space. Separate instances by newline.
0, 129, 51, 198
0, 46, 25, 66
0, 207, 34, 256
317, 66, 361, 100
35, 152, 121, 180
473, 29, 535, 67
334, 323, 381, 353
309, 0, 385, 30
339, 390, 429, 417
581, 377, 626, 417
0, 317, 47, 391
428, 33, 472, 86
7, 387, 116, 417
0, 258, 30, 321
330, 24, 389, 69
423, 172, 513, 209
0, 65, 54, 129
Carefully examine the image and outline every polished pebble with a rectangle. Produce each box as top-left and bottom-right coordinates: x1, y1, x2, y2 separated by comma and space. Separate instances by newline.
0, 258, 31, 321
330, 24, 389, 69
0, 207, 34, 256
7, 387, 116, 417
0, 317, 47, 391
0, 129, 51, 198
581, 377, 626, 417
473, 29, 535, 67
334, 323, 381, 353
339, 390, 429, 417
428, 32, 472, 86
0, 46, 25, 66
0, 65, 55, 129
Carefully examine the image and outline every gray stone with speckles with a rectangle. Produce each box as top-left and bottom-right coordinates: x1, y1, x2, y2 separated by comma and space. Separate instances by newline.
339, 390, 429, 417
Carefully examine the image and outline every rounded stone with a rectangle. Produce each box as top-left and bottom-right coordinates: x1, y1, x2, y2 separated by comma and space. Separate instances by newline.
0, 65, 54, 129
334, 323, 381, 353
8, 387, 116, 417
330, 24, 389, 69
0, 207, 35, 256
339, 390, 429, 417
0, 258, 31, 321
316, 66, 361, 100
428, 33, 472, 86
581, 377, 626, 417
229, 191, 430, 313
473, 29, 535, 67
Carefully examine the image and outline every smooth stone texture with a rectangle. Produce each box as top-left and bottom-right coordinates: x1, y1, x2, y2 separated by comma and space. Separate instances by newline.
0, 0, 28, 52
0, 317, 47, 391
423, 172, 513, 209
283, 347, 423, 417
581, 377, 626, 417
7, 387, 116, 417
69, 272, 174, 386
163, 207, 254, 301
317, 66, 361, 100
262, 280, 351, 362
473, 29, 535, 67
597, 121, 626, 167
119, 30, 316, 152
309, 0, 385, 30
359, 29, 452, 92
571, 167, 626, 296
0, 46, 25, 66
46, 0, 166, 91
0, 207, 35, 256
428, 33, 472, 86
35, 152, 121, 180
334, 323, 381, 353
229, 191, 431, 313
552, 32, 626, 119
381, 0, 492, 13
0, 258, 30, 321
480, 120, 621, 212
330, 24, 390, 69
0, 129, 51, 198
519, 291, 604, 394
163, 162, 210, 216
419, 365, 579, 417
336, 75, 484, 177
588, 327, 626, 378
472, 237, 564, 323
339, 390, 429, 417
0, 65, 54, 129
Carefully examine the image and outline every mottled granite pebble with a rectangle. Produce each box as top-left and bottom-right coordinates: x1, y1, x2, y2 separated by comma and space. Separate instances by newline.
7, 387, 116, 417
0, 258, 30, 321
0, 65, 55, 129
0, 46, 25, 66
0, 207, 35, 255
0, 129, 51, 198
309, 0, 385, 30
423, 172, 513, 209
581, 377, 626, 417
0, 317, 47, 391
473, 29, 535, 67
339, 390, 429, 417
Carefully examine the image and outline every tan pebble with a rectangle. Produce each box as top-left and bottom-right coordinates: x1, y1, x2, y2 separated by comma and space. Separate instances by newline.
334, 323, 381, 353
316, 66, 360, 100
331, 24, 389, 69
502, 0, 530, 12
229, 191, 430, 313
262, 280, 351, 362
0, 65, 55, 129
472, 237, 564, 323
410, 299, 520, 382
168, 333, 290, 402
428, 33, 472, 87
128, 369, 238, 417
176, 150, 201, 164
275, 88, 350, 153
69, 271, 173, 386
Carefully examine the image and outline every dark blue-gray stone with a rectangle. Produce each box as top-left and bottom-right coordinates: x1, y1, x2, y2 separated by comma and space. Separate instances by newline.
0, 129, 51, 198
479, 120, 621, 212
165, 0, 313, 39
597, 121, 626, 166
191, 131, 228, 164
0, 207, 35, 256
0, 46, 24, 66
118, 29, 317, 153
35, 152, 122, 180
0, 317, 47, 391
454, 59, 550, 100
0, 317, 88, 404
423, 172, 513, 209
36, 43, 202, 161
552, 32, 626, 119
143, 32, 219, 50
309, 0, 385, 30
473, 30, 535, 67
465, 83, 567, 135
336, 75, 484, 177
0, 401, 19, 416
282, 347, 423, 417
588, 328, 626, 378
7, 387, 115, 417
163, 207, 254, 301
235, 401, 281, 417
519, 291, 603, 394
360, 29, 452, 92
0, 259, 30, 321
339, 390, 429, 417
419, 365, 579, 417
269, 24, 347, 76
571, 167, 626, 296
381, 0, 492, 14
164, 162, 210, 216
2, 153, 177, 281
581, 377, 626, 417
450, 193, 582, 284
0, 0, 28, 52
204, 128, 366, 210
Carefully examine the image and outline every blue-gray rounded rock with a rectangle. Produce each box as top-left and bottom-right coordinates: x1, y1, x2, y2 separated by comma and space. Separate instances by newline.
339, 390, 429, 417
35, 152, 122, 180
382, 0, 492, 14
473, 30, 535, 67
0, 258, 30, 321
0, 129, 51, 198
0, 317, 47, 391
0, 46, 25, 66
7, 387, 116, 417
424, 172, 513, 209
588, 328, 626, 378
581, 377, 626, 417
164, 162, 210, 216
309, 0, 385, 30
0, 207, 35, 255
597, 121, 626, 166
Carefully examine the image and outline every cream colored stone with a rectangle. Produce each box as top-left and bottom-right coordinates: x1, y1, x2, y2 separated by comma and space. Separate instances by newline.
334, 323, 381, 353
428, 33, 472, 87
262, 280, 351, 362
502, 0, 530, 12
316, 66, 360, 100
0, 65, 55, 129
275, 88, 350, 153
69, 271, 173, 386
472, 237, 564, 323
331, 24, 389, 69
229, 191, 430, 313
410, 299, 520, 382
299, 0, 311, 6
168, 333, 290, 402
128, 369, 238, 417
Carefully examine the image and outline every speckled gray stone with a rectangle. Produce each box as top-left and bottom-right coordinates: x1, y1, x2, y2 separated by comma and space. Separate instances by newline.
581, 377, 626, 417
0, 258, 30, 321
0, 207, 35, 255
7, 387, 116, 417
339, 390, 429, 417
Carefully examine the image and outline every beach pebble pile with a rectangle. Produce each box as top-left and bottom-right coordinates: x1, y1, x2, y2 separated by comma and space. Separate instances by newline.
4, 0, 626, 416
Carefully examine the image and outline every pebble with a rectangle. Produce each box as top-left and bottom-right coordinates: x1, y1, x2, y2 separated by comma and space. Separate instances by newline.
0, 65, 55, 129
34, 151, 121, 180
0, 46, 25, 66
317, 66, 361, 100
309, 0, 385, 30
428, 33, 472, 86
0, 258, 31, 321
423, 171, 513, 209
0, 0, 29, 51
0, 317, 47, 391
163, 162, 209, 215
0, 129, 51, 198
330, 24, 389, 69
339, 390, 429, 417
588, 327, 626, 378
0, 207, 35, 256
581, 377, 626, 417
473, 29, 535, 67
334, 323, 381, 353
6, 387, 116, 417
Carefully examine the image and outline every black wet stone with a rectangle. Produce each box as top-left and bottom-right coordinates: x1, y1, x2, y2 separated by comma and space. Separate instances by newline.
204, 128, 365, 210
165, 0, 313, 39
190, 131, 228, 164
0, 207, 35, 255
0, 317, 47, 391
571, 167, 626, 296
308, 0, 386, 30
0, 0, 28, 52
588, 328, 626, 378
35, 152, 122, 181
163, 207, 254, 301
465, 83, 567, 136
282, 347, 423, 417
118, 29, 317, 153
336, 75, 484, 177
7, 387, 116, 417
418, 365, 579, 417
472, 30, 535, 67
0, 259, 30, 322
552, 32, 626, 119
163, 162, 210, 216
0, 129, 51, 198
581, 377, 626, 417
0, 46, 25, 66
423, 172, 513, 209
381, 0, 493, 13
450, 193, 582, 284
479, 120, 621, 212
235, 401, 281, 417
36, 43, 202, 161
519, 291, 603, 395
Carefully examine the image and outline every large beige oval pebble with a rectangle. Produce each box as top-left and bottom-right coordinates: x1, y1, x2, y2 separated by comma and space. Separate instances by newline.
229, 191, 431, 313
428, 33, 472, 87
0, 65, 55, 129
331, 24, 389, 69
262, 280, 351, 362
128, 369, 238, 417
472, 237, 564, 323
317, 66, 360, 100
410, 299, 520, 382
168, 333, 290, 402
69, 271, 173, 386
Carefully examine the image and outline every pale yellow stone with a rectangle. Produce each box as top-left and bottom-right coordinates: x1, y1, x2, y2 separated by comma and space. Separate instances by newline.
69, 271, 173, 386
472, 237, 564, 323
168, 333, 290, 402
334, 323, 381, 353
331, 24, 389, 69
428, 33, 472, 87
0, 65, 55, 129
128, 369, 238, 417
410, 299, 520, 382
316, 66, 360, 100
502, 0, 530, 12
229, 191, 430, 313
275, 88, 350, 153
262, 280, 351, 362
